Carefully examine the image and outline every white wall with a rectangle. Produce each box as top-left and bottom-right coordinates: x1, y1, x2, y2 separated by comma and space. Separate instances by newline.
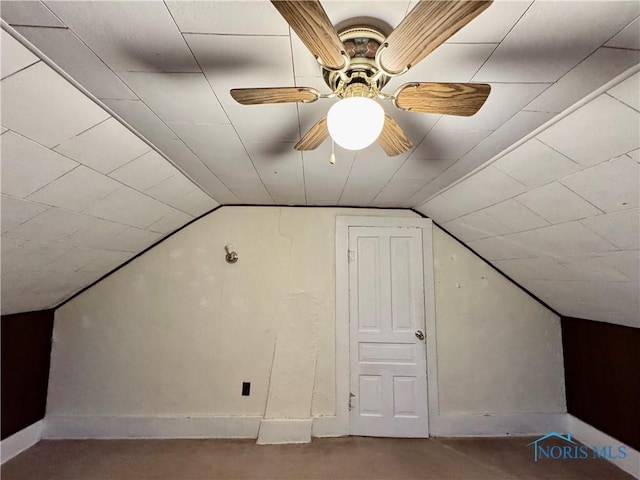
46, 207, 565, 436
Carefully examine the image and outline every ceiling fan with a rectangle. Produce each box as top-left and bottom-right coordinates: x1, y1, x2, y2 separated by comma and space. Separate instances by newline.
230, 0, 493, 157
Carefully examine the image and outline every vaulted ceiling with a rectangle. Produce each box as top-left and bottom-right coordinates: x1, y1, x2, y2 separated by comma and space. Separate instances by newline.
1, 1, 639, 324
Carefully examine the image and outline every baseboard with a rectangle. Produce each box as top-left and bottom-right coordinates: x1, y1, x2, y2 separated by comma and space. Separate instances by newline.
311, 415, 348, 438
568, 414, 639, 479
43, 415, 262, 439
257, 419, 312, 444
429, 413, 568, 437
1, 420, 43, 464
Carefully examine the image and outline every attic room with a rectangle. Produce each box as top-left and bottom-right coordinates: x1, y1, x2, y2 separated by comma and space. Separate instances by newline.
0, 1, 638, 479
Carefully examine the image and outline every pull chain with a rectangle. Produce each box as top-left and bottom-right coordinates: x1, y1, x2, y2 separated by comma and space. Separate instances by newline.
330, 140, 336, 165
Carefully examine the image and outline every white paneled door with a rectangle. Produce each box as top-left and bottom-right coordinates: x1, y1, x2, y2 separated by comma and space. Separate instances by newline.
348, 226, 428, 437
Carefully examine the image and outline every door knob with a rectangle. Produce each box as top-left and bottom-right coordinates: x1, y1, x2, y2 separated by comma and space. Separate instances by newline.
415, 330, 425, 340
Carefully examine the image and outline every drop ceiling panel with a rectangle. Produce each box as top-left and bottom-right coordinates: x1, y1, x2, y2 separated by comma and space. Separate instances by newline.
44, 0, 200, 72
558, 253, 635, 283
14, 26, 137, 100
1, 29, 38, 79
224, 103, 300, 143
492, 256, 579, 282
1, 240, 72, 273
492, 139, 582, 188
27, 165, 120, 212
170, 123, 246, 157
51, 248, 133, 274
1, 195, 49, 234
117, 72, 229, 124
165, 1, 289, 35
608, 71, 640, 111
302, 143, 355, 206
515, 182, 603, 224
443, 210, 512, 242
0, 0, 65, 27
474, 1, 639, 82
446, 1, 533, 43
606, 17, 640, 50
148, 209, 193, 234
1, 61, 110, 148
467, 235, 539, 261
1, 131, 78, 198
560, 155, 639, 213
4, 208, 96, 242
482, 199, 549, 234
54, 118, 151, 174
580, 209, 640, 251
144, 174, 201, 205
185, 34, 294, 106
108, 150, 178, 192
525, 48, 640, 113
167, 188, 219, 217
411, 125, 492, 160
536, 94, 640, 167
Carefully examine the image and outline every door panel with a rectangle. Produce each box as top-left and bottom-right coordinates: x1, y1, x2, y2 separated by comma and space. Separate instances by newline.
349, 226, 428, 437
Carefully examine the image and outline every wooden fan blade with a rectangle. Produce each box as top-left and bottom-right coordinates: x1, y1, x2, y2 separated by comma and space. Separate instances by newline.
231, 87, 320, 105
381, 1, 492, 73
295, 116, 328, 151
395, 82, 491, 116
271, 1, 346, 69
377, 114, 412, 156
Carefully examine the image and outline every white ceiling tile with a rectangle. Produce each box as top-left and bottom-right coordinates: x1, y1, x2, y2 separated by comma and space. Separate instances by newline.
44, 0, 199, 72
109, 150, 178, 191
557, 253, 635, 282
1, 29, 38, 79
474, 1, 639, 82
515, 182, 603, 224
224, 103, 300, 143
196, 153, 271, 201
493, 256, 580, 281
1, 127, 7, 135
168, 188, 219, 217
244, 144, 305, 205
0, 239, 72, 272
600, 250, 640, 282
580, 208, 639, 251
412, 125, 492, 160
14, 26, 137, 99
561, 155, 639, 213
0, 237, 28, 255
147, 209, 193, 234
503, 221, 617, 257
302, 142, 355, 206
54, 118, 151, 174
415, 193, 457, 224
0, 195, 49, 233
51, 247, 133, 273
4, 207, 94, 242
628, 149, 640, 163
608, 72, 640, 111
1, 131, 78, 198
525, 48, 640, 114
483, 199, 549, 233
170, 123, 246, 157
339, 174, 397, 208
467, 235, 540, 261
323, 1, 411, 31
605, 17, 640, 50
380, 105, 441, 149
1, 61, 110, 148
0, 291, 66, 315
185, 34, 294, 106
492, 139, 582, 188
118, 72, 229, 124
165, 1, 289, 35
65, 217, 129, 250
436, 83, 550, 131
144, 174, 197, 204
101, 98, 175, 145
291, 34, 323, 78
1, 1, 66, 27
27, 165, 120, 212
82, 188, 176, 228
447, 1, 533, 43
537, 94, 640, 167
443, 210, 511, 242
385, 43, 497, 92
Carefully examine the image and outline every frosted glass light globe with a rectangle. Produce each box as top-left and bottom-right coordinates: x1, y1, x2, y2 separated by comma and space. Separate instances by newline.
327, 97, 385, 151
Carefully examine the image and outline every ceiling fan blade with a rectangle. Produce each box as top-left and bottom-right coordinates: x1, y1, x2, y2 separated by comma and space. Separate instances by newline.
231, 87, 320, 105
381, 1, 493, 73
377, 114, 412, 157
295, 116, 328, 151
271, 1, 346, 69
394, 82, 491, 116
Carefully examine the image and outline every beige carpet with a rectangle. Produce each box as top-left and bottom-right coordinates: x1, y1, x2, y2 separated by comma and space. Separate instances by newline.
1, 436, 633, 480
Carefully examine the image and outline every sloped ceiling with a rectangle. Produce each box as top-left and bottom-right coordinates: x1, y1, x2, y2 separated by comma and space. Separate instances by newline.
1, 1, 639, 321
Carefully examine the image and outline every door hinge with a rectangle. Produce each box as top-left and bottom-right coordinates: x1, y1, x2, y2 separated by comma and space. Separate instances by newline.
348, 392, 355, 411
347, 250, 356, 263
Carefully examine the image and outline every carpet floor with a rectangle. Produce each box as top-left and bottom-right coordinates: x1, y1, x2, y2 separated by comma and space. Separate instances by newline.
1, 436, 633, 480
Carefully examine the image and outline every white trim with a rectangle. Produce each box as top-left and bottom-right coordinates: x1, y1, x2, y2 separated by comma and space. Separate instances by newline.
429, 413, 568, 437
569, 414, 640, 479
416, 63, 640, 207
256, 419, 312, 444
335, 216, 436, 437
1, 420, 43, 464
43, 415, 261, 439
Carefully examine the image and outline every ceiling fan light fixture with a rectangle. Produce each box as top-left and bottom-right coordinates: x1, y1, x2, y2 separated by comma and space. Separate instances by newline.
327, 97, 385, 151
